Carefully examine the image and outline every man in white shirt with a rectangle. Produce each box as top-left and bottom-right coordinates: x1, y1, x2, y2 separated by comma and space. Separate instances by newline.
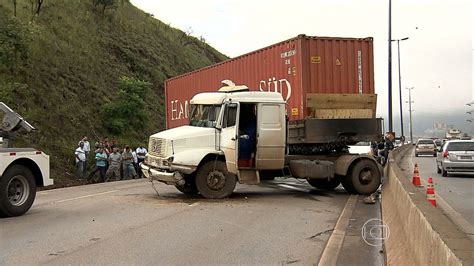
136, 145, 147, 178
79, 136, 91, 172
75, 142, 87, 179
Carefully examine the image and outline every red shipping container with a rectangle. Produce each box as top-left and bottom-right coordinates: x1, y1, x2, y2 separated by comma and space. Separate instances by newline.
165, 34, 374, 129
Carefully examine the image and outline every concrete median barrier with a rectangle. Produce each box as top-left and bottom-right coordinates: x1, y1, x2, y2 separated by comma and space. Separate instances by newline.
381, 145, 473, 265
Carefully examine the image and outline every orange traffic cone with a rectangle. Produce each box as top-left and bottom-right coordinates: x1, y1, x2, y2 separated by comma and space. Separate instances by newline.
426, 177, 437, 207
412, 163, 422, 187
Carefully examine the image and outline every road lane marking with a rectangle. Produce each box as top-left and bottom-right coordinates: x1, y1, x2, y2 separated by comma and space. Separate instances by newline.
55, 190, 120, 203
318, 194, 358, 266
189, 202, 200, 207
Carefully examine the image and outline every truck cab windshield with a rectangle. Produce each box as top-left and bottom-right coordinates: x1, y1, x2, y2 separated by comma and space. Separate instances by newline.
189, 104, 221, 128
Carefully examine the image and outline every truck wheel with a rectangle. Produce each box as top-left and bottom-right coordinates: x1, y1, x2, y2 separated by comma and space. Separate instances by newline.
195, 161, 236, 199
341, 174, 356, 194
175, 174, 199, 195
307, 176, 341, 190
349, 160, 381, 195
0, 165, 36, 217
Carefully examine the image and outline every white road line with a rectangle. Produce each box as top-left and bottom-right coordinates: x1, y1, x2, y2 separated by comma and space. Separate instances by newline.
54, 190, 120, 203
318, 194, 358, 266
189, 202, 200, 207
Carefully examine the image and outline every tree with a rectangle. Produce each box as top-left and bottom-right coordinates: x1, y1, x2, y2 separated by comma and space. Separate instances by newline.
29, 0, 44, 21
11, 0, 17, 17
101, 76, 151, 135
92, 0, 117, 14
0, 14, 29, 72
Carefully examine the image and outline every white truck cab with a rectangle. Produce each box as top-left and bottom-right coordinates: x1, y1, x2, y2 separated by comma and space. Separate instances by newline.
141, 87, 382, 198
141, 89, 286, 198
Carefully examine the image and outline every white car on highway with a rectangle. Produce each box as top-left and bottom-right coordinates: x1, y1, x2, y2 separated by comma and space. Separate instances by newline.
436, 140, 474, 177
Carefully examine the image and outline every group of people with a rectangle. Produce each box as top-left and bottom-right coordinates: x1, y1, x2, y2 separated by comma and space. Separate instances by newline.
74, 136, 148, 183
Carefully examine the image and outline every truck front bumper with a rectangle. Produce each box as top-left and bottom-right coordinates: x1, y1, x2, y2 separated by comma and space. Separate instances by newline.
139, 163, 195, 185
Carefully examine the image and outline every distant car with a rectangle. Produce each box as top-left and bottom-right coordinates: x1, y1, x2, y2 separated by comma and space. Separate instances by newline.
436, 140, 474, 177
434, 139, 442, 147
415, 139, 437, 157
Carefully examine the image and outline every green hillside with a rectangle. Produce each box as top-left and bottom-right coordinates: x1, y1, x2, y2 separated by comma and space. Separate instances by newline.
0, 0, 227, 186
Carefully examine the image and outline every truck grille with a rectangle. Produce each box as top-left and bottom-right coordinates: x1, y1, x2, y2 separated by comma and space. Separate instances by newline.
149, 138, 166, 157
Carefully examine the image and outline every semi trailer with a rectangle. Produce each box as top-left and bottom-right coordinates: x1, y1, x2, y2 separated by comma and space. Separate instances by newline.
140, 35, 383, 198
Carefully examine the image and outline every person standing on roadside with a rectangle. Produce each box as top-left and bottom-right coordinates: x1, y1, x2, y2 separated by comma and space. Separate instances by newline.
132, 148, 138, 179
105, 147, 122, 181
75, 142, 87, 180
94, 146, 108, 182
79, 136, 91, 173
122, 146, 136, 180
136, 144, 147, 178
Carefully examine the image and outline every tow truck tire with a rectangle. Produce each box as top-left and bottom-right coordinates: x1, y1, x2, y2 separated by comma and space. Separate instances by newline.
195, 161, 236, 199
175, 174, 199, 195
307, 176, 341, 190
0, 165, 36, 217
349, 160, 381, 195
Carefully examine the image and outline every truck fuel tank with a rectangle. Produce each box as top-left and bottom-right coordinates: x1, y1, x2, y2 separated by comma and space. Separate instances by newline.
289, 159, 334, 179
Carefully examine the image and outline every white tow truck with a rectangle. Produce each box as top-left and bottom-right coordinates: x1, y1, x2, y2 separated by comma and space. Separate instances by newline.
141, 86, 382, 198
0, 102, 52, 217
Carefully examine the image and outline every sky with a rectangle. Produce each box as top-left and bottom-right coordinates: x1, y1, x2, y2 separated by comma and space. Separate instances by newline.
131, 0, 473, 131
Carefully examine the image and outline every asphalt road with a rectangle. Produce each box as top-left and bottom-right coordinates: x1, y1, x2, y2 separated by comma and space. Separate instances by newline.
1, 178, 353, 265
409, 151, 474, 227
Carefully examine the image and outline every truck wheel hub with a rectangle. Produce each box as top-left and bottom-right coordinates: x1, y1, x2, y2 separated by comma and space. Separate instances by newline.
206, 170, 226, 191
359, 168, 372, 184
7, 175, 29, 206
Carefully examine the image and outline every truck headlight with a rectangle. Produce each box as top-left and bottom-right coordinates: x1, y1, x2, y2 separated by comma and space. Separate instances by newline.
162, 156, 174, 166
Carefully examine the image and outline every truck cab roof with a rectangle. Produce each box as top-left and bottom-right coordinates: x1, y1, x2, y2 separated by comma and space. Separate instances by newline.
190, 91, 285, 105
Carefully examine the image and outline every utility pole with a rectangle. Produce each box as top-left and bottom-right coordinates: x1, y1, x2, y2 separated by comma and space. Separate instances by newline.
406, 87, 414, 143
391, 37, 409, 139
388, 0, 393, 133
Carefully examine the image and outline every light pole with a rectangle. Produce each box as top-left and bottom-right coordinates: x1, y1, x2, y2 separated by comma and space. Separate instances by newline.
391, 37, 409, 140
388, 0, 393, 133
406, 87, 414, 143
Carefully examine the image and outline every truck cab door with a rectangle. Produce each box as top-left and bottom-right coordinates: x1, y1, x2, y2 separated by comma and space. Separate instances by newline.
220, 103, 239, 174
256, 103, 285, 169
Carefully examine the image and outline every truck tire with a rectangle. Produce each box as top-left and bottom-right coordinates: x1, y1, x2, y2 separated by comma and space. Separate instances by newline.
341, 174, 356, 194
0, 165, 36, 217
175, 174, 199, 195
195, 161, 236, 199
348, 160, 381, 195
307, 176, 341, 190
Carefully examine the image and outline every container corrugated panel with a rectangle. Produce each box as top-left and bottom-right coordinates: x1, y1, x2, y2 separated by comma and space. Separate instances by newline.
165, 35, 374, 128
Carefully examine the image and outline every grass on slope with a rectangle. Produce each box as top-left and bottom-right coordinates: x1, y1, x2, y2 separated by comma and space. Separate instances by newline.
0, 0, 227, 185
